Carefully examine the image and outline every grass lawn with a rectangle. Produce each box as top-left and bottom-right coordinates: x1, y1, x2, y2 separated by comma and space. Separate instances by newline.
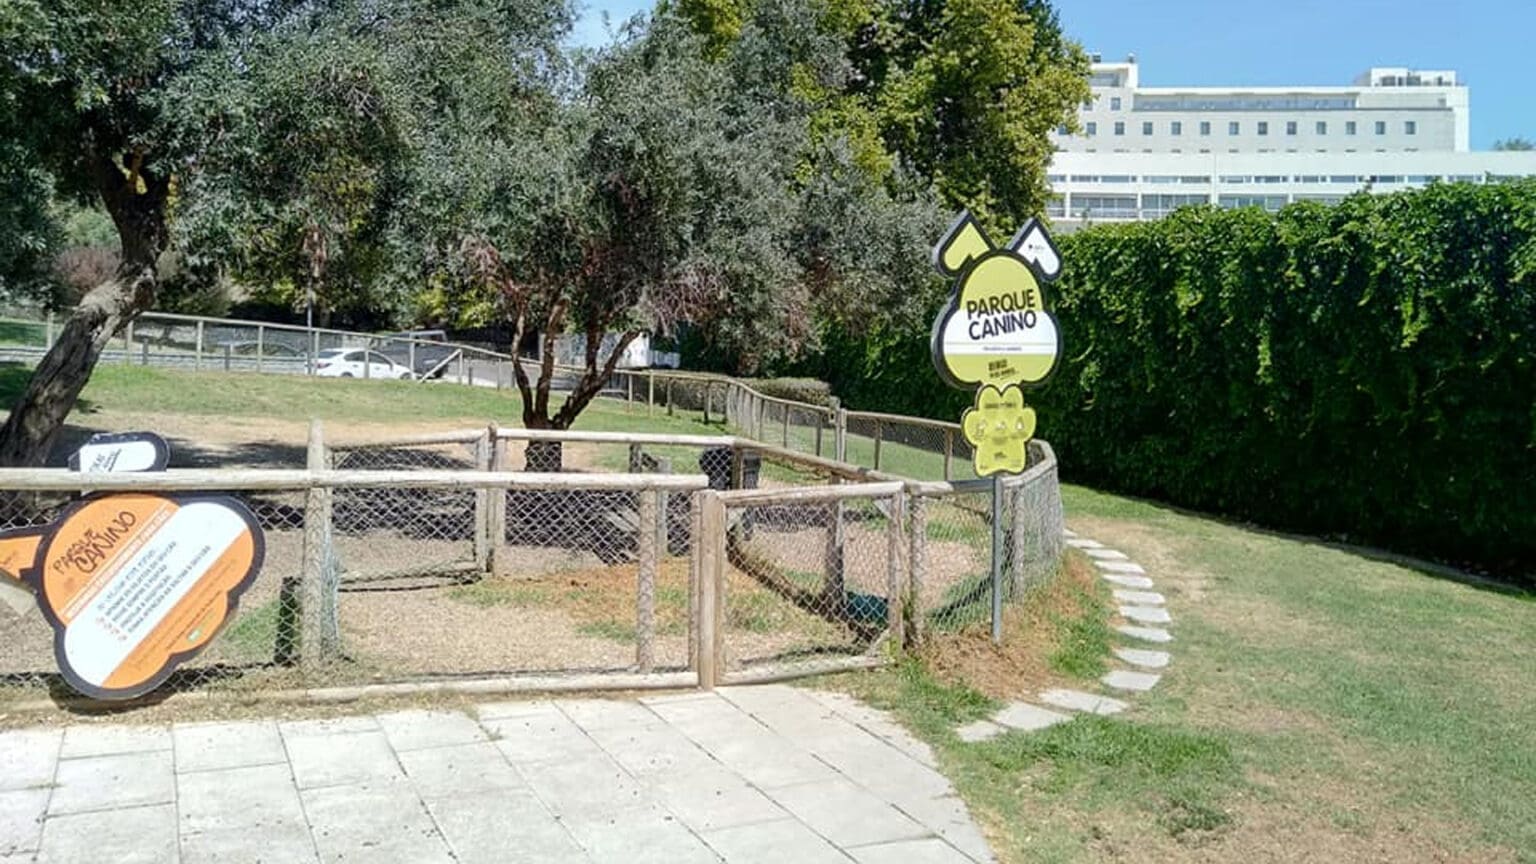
0, 362, 723, 436
822, 486, 1536, 864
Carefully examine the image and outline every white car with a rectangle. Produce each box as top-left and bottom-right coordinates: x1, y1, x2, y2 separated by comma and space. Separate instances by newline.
314, 348, 415, 380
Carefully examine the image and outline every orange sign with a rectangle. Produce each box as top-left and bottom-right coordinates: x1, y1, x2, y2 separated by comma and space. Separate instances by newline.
0, 493, 263, 700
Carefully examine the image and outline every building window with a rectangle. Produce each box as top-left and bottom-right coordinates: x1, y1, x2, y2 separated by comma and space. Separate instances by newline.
1171, 121, 1183, 136
1114, 121, 1125, 136
1257, 121, 1269, 136
1346, 121, 1357, 135
1316, 121, 1327, 135
1286, 121, 1298, 135
1405, 120, 1417, 135
1229, 121, 1240, 135
1200, 121, 1211, 136
1142, 121, 1153, 135
1375, 120, 1386, 135
1110, 96, 1122, 110
1085, 121, 1097, 136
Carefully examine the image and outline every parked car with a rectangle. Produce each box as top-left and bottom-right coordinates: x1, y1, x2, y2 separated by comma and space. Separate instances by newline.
314, 348, 415, 379
380, 330, 458, 378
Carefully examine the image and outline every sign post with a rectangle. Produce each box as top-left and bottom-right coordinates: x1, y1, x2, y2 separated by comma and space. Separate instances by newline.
929, 211, 1063, 642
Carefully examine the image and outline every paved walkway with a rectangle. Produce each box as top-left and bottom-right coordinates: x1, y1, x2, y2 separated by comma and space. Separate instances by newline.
0, 686, 993, 863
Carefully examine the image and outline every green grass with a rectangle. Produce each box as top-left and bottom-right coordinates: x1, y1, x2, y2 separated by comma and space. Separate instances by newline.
0, 362, 721, 436
823, 484, 1536, 862
0, 320, 45, 348
1046, 580, 1113, 680
222, 599, 280, 658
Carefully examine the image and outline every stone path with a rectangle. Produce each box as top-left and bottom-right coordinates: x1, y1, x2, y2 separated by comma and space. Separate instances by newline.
955, 529, 1172, 743
0, 686, 993, 864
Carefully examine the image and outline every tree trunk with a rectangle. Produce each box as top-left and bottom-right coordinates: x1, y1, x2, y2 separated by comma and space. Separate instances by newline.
0, 150, 167, 467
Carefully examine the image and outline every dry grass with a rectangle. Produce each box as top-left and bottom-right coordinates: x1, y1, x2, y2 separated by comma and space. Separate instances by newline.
918, 551, 1109, 701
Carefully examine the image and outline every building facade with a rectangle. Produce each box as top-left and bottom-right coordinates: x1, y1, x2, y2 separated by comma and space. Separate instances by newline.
1047, 57, 1536, 225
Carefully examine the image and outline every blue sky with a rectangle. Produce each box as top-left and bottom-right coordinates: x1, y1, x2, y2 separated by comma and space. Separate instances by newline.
571, 0, 1535, 150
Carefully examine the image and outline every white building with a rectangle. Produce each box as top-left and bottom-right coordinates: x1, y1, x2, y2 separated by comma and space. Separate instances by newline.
1047, 56, 1536, 224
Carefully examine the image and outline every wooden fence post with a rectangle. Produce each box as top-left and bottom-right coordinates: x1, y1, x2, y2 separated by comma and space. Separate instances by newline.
44, 311, 53, 348
256, 324, 265, 374
702, 382, 712, 425
873, 420, 883, 471
908, 494, 927, 646
473, 427, 492, 572
943, 429, 953, 481
637, 488, 659, 672
299, 419, 337, 671
666, 378, 675, 417
886, 489, 906, 649
696, 492, 726, 689
824, 496, 845, 610
194, 320, 204, 371
122, 321, 133, 365
487, 423, 507, 574
647, 373, 655, 417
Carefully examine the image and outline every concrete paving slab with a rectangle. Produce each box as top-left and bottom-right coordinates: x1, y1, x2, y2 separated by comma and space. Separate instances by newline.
801, 690, 939, 769
39, 803, 177, 864
301, 782, 451, 863
671, 721, 837, 789
473, 699, 558, 720
1119, 604, 1172, 624
179, 823, 320, 864
955, 720, 1003, 743
561, 805, 721, 864
521, 753, 650, 817
1102, 573, 1155, 589
284, 730, 404, 791
1064, 538, 1102, 549
584, 720, 719, 779
848, 837, 976, 864
279, 715, 380, 738
1084, 548, 1129, 560
376, 709, 488, 752
0, 729, 60, 792
49, 750, 174, 815
1061, 528, 1077, 537
60, 724, 170, 759
482, 707, 606, 765
0, 788, 47, 855
1113, 648, 1171, 669
652, 766, 788, 832
559, 698, 667, 732
702, 817, 855, 864
425, 790, 586, 864
397, 741, 526, 798
993, 702, 1071, 732
1094, 560, 1147, 574
1039, 689, 1128, 716
1112, 589, 1166, 606
768, 777, 929, 849
173, 720, 286, 774
176, 762, 306, 835
1102, 670, 1163, 692
884, 795, 995, 863
1117, 625, 1173, 643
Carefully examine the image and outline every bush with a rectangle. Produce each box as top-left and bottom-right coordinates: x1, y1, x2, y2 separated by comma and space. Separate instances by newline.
748, 377, 832, 406
814, 182, 1536, 580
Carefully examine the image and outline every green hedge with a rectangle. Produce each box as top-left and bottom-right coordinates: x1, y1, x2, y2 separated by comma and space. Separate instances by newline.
823, 183, 1536, 580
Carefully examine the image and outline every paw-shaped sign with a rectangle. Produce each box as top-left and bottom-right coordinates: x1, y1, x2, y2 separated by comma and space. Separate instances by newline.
963, 385, 1037, 476
929, 212, 1062, 390
0, 493, 264, 700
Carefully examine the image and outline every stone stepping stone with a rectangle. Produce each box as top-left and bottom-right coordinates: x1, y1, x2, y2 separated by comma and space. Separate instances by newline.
993, 702, 1070, 732
1094, 560, 1146, 574
1113, 647, 1170, 669
956, 719, 1004, 743
1102, 669, 1162, 692
1039, 688, 1127, 716
1117, 625, 1173, 643
1102, 573, 1155, 589
1085, 548, 1129, 561
1065, 538, 1103, 549
1119, 605, 1172, 625
1061, 528, 1077, 538
1112, 589, 1166, 606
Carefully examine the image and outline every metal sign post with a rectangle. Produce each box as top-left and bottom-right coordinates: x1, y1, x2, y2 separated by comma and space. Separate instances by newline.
928, 210, 1064, 643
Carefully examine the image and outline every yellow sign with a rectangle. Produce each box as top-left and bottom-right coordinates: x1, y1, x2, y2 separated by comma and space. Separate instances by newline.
930, 212, 1062, 390
930, 211, 1062, 477
962, 384, 1036, 476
